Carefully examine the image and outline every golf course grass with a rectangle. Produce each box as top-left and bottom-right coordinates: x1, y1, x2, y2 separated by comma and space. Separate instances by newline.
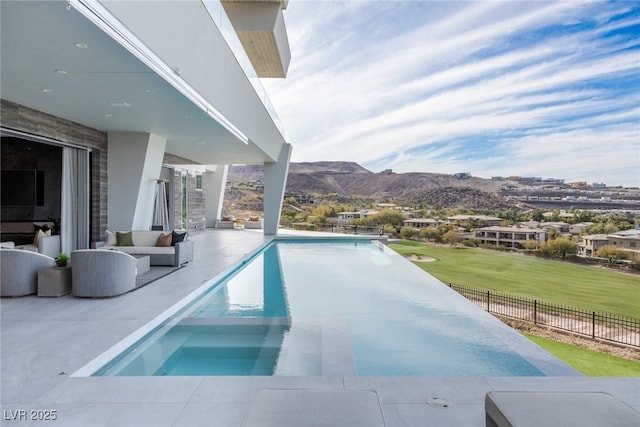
524, 333, 640, 376
389, 241, 640, 318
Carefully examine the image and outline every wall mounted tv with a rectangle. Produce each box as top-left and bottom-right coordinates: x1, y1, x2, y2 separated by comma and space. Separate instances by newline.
1, 170, 45, 207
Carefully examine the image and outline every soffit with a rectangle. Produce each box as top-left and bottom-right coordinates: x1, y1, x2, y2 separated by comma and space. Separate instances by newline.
0, 0, 270, 164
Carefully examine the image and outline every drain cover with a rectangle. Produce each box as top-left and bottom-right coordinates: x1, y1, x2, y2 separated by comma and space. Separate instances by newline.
427, 397, 453, 408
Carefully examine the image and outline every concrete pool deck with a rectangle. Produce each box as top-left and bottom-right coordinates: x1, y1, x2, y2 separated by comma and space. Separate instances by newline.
1, 229, 638, 426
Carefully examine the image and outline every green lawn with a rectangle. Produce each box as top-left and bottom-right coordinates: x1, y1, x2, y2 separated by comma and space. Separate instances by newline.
389, 241, 640, 318
524, 334, 640, 376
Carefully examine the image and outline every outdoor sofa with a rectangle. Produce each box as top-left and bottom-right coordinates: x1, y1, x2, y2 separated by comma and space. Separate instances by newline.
97, 230, 193, 267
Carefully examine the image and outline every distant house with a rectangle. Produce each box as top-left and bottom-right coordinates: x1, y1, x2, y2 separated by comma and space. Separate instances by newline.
447, 215, 502, 227
603, 229, 640, 255
569, 222, 594, 235
336, 209, 378, 223
402, 218, 440, 229
474, 226, 547, 249
286, 194, 315, 204
453, 172, 471, 179
578, 234, 613, 257
540, 222, 570, 234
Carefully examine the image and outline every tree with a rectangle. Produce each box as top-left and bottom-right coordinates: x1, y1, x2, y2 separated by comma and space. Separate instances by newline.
311, 205, 336, 222
442, 230, 462, 246
595, 245, 625, 265
522, 240, 540, 251
539, 237, 577, 259
419, 228, 440, 242
531, 210, 545, 222
362, 209, 405, 227
400, 227, 418, 240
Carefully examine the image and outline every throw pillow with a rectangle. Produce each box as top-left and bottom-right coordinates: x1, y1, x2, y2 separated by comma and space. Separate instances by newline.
116, 231, 134, 246
156, 233, 172, 247
33, 229, 45, 247
105, 230, 117, 246
33, 229, 51, 249
171, 230, 187, 246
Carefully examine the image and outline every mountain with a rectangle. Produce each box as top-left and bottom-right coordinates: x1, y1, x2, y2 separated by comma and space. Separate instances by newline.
228, 162, 517, 209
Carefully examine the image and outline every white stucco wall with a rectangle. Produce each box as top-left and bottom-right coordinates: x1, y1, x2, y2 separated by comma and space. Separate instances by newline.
204, 165, 229, 228
108, 132, 166, 230
101, 0, 286, 162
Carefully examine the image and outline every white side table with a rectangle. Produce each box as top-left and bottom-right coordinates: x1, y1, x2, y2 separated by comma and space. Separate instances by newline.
38, 266, 72, 297
132, 255, 151, 276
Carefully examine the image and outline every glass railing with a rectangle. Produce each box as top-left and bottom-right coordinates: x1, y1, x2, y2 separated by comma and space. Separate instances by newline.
201, 0, 285, 135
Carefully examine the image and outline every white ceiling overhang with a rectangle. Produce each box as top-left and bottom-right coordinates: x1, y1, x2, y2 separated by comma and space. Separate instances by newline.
0, 0, 276, 165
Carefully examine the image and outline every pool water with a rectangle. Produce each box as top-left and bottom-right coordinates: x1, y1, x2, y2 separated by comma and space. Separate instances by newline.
94, 239, 572, 376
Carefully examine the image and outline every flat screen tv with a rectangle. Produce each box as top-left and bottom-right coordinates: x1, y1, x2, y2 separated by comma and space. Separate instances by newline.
1, 170, 45, 206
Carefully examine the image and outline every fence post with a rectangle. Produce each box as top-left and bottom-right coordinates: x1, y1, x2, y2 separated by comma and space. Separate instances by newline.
534, 300, 537, 325
487, 290, 490, 312
592, 312, 596, 339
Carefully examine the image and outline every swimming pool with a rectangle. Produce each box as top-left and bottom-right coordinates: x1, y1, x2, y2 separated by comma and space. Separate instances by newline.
92, 239, 576, 376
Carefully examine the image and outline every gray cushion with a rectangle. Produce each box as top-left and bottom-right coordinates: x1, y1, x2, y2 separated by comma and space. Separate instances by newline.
71, 250, 137, 297
1, 249, 55, 296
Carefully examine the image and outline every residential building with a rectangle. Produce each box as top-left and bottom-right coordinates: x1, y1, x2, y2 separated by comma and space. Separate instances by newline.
607, 229, 640, 254
402, 218, 440, 229
569, 222, 594, 235
336, 210, 378, 222
1, 0, 292, 252
447, 215, 503, 226
540, 222, 571, 234
578, 234, 613, 257
474, 226, 547, 249
453, 172, 471, 179
579, 229, 640, 257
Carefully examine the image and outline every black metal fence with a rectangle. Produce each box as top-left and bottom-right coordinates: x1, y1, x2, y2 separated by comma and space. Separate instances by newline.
281, 222, 385, 235
449, 284, 640, 348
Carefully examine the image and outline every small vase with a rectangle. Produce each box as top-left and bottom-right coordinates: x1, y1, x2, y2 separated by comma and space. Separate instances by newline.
56, 261, 67, 268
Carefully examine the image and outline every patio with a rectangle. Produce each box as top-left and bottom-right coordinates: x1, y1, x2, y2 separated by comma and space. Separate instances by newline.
1, 230, 638, 426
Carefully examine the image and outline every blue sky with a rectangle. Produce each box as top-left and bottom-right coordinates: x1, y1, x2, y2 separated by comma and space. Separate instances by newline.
262, 0, 640, 187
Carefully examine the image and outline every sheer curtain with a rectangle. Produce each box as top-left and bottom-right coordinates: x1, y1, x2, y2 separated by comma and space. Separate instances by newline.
61, 147, 89, 253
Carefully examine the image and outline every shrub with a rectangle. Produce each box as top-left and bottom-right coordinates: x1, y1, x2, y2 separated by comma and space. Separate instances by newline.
400, 227, 418, 240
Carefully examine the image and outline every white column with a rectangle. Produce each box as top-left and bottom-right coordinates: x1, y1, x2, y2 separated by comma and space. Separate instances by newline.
108, 132, 166, 230
204, 165, 229, 228
263, 143, 292, 235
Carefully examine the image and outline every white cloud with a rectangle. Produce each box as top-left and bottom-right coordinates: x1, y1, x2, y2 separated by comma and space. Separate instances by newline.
264, 0, 640, 187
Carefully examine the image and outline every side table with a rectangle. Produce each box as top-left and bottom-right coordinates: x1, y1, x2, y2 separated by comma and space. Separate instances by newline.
38, 266, 72, 297
132, 255, 151, 276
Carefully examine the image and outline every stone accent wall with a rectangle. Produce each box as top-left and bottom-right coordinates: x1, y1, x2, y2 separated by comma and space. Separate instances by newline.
162, 152, 206, 231
171, 168, 184, 230
1, 100, 108, 243
188, 172, 206, 230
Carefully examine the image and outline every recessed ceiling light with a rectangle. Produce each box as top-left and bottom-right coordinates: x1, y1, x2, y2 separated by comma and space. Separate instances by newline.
55, 69, 68, 74
105, 114, 113, 118
145, 89, 154, 93
75, 43, 88, 48
106, 101, 131, 108
41, 89, 52, 93
184, 115, 192, 118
